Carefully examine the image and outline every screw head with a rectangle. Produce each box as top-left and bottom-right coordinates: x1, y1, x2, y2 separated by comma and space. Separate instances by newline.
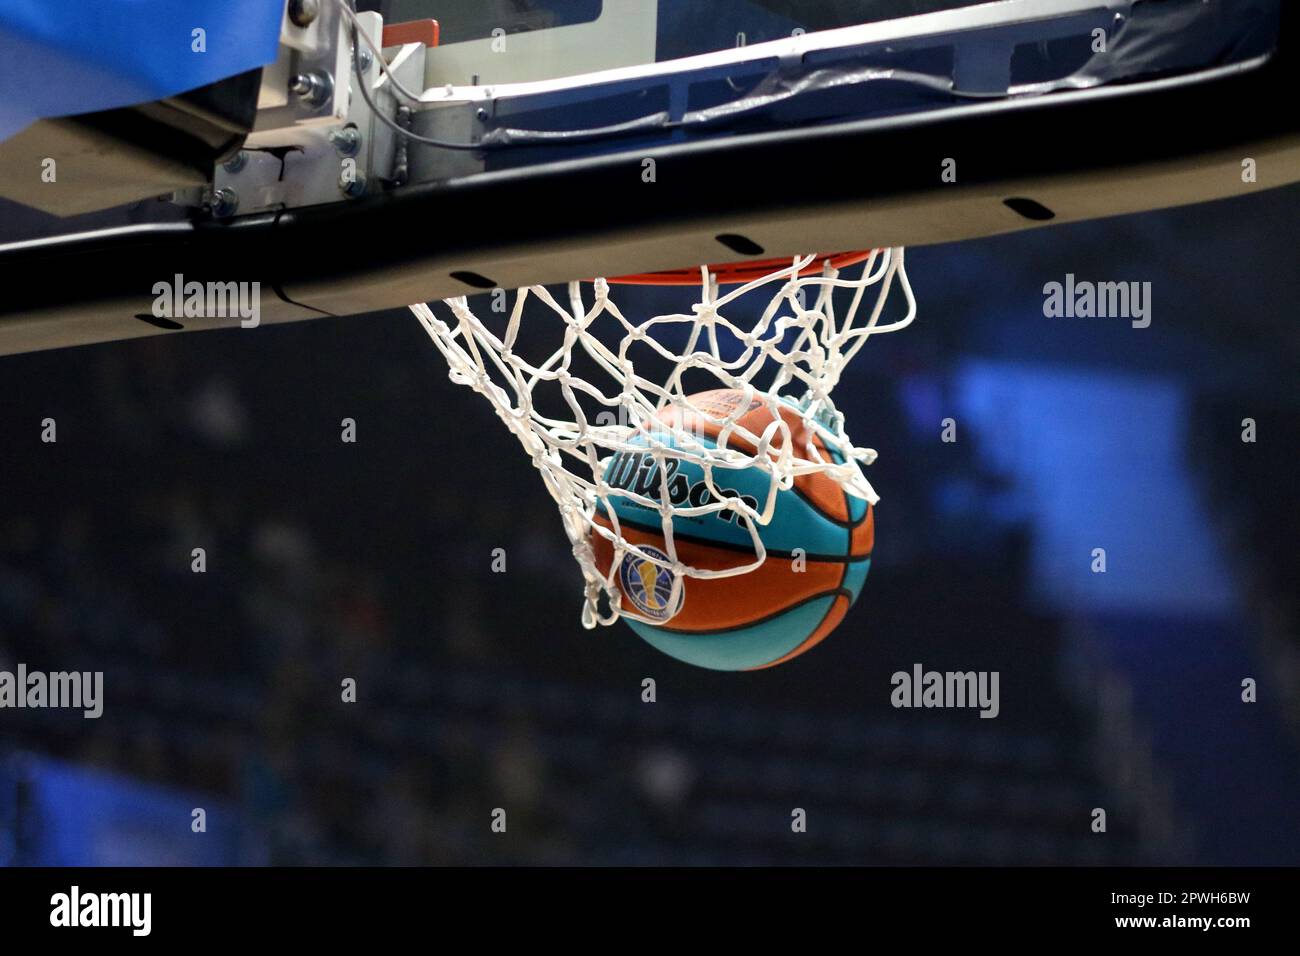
222, 151, 248, 174
328, 127, 362, 157
290, 71, 333, 107
288, 0, 320, 28
211, 188, 239, 218
340, 173, 367, 199
356, 48, 374, 73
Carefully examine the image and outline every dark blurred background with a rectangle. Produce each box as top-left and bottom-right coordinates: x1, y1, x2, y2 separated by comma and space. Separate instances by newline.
0, 179, 1297, 866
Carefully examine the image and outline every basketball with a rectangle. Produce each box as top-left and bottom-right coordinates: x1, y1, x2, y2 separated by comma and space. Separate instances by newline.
591, 389, 874, 671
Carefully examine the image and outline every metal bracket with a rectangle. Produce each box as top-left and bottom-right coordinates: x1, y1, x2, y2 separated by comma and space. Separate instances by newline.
212, 12, 426, 216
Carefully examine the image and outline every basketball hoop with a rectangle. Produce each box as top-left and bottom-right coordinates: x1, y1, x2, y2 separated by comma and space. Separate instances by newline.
607, 250, 879, 286
410, 249, 916, 632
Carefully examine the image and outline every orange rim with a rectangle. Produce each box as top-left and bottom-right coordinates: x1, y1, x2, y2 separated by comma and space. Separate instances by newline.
605, 250, 879, 287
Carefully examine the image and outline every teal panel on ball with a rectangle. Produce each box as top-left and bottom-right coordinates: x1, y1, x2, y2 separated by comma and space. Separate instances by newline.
626, 595, 839, 671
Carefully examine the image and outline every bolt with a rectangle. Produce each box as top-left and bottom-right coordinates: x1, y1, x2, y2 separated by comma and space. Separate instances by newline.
288, 0, 320, 28
340, 173, 367, 199
328, 127, 361, 157
211, 188, 239, 218
356, 47, 373, 73
290, 71, 333, 107
222, 151, 248, 174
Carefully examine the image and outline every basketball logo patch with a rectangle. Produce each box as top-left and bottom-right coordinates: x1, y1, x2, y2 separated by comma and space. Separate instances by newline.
619, 546, 684, 621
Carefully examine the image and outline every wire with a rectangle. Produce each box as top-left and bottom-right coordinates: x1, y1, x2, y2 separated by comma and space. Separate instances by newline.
349, 25, 490, 151
335, 0, 424, 105
335, 0, 495, 151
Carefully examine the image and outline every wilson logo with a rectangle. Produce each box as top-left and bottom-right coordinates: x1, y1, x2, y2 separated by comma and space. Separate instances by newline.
604, 450, 758, 522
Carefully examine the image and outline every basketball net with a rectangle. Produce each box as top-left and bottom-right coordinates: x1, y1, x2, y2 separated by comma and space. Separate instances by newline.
409, 249, 915, 628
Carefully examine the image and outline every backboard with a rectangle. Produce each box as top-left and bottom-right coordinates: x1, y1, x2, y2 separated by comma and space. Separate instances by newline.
0, 0, 1295, 354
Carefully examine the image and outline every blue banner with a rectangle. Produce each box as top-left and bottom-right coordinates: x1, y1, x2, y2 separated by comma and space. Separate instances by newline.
0, 0, 286, 142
